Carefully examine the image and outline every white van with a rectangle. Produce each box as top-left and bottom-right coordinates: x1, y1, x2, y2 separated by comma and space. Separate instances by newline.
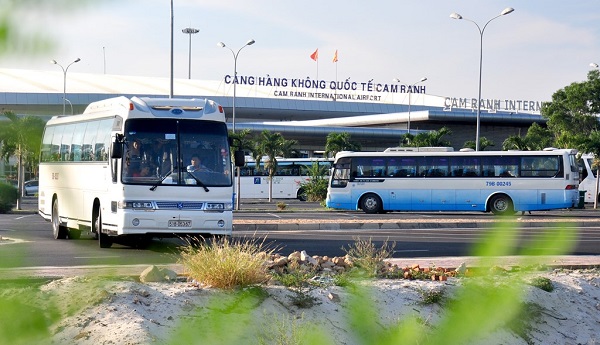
579, 154, 598, 203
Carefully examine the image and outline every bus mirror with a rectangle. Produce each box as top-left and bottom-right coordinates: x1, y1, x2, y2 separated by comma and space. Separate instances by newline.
234, 150, 245, 167
111, 140, 123, 159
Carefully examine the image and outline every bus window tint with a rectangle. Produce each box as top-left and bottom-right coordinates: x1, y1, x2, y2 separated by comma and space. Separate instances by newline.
450, 157, 481, 177
419, 156, 449, 177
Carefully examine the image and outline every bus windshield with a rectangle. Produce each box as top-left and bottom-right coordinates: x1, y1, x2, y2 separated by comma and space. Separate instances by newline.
122, 119, 231, 187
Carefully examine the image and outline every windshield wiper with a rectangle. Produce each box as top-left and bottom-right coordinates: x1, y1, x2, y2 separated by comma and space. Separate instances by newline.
186, 171, 210, 192
149, 168, 175, 191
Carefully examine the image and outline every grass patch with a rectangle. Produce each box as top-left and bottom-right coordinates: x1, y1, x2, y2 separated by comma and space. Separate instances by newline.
529, 276, 554, 292
418, 287, 446, 305
342, 237, 395, 277
179, 236, 276, 289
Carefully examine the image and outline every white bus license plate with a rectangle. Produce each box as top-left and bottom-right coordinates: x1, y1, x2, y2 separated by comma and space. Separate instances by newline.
168, 220, 191, 228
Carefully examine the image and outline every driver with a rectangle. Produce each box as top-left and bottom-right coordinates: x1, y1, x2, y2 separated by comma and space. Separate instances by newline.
187, 155, 209, 172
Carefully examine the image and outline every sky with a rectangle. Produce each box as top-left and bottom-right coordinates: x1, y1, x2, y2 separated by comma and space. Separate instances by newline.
4, 0, 600, 102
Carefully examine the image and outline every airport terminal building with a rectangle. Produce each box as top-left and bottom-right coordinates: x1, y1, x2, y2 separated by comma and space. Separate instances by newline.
0, 68, 545, 155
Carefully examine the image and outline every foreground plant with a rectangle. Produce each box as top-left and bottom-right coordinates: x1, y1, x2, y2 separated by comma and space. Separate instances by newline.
342, 237, 396, 277
179, 236, 276, 289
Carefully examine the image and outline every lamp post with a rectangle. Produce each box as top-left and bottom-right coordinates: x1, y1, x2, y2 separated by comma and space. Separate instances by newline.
218, 39, 255, 210
182, 27, 199, 79
407, 77, 427, 134
217, 39, 255, 133
51, 58, 81, 115
450, 7, 514, 151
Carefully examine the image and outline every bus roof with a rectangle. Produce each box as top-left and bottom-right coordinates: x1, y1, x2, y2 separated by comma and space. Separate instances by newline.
334, 148, 578, 160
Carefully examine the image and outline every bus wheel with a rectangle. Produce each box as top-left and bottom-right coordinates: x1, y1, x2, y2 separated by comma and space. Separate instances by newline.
361, 193, 383, 214
94, 209, 112, 248
297, 189, 307, 202
52, 198, 68, 240
489, 194, 514, 215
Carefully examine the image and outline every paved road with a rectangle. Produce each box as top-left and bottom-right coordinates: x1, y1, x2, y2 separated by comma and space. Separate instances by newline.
2, 197, 600, 277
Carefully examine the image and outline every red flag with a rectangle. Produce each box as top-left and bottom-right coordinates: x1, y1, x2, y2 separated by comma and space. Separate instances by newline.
332, 50, 338, 63
310, 48, 318, 61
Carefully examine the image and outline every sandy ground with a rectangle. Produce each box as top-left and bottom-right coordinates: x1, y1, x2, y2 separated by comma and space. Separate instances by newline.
3, 267, 595, 345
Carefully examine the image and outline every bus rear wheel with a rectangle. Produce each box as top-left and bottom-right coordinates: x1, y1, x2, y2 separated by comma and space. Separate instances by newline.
489, 194, 514, 215
52, 198, 68, 240
361, 193, 383, 214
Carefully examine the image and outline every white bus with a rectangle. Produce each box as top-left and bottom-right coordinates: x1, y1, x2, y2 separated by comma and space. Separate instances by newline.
579, 154, 599, 203
38, 96, 234, 248
237, 157, 332, 200
326, 148, 580, 215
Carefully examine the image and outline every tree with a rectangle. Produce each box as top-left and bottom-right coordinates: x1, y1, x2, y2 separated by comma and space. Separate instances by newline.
463, 137, 495, 151
402, 127, 452, 148
0, 111, 46, 209
523, 122, 554, 150
325, 132, 361, 158
501, 123, 554, 151
298, 162, 329, 202
501, 135, 529, 151
256, 130, 298, 202
541, 69, 600, 149
542, 69, 600, 208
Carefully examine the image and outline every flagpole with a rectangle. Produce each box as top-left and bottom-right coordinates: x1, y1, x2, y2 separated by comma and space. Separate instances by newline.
333, 50, 338, 101
334, 58, 337, 100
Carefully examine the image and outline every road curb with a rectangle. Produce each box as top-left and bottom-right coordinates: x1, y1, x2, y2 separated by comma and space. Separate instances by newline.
234, 220, 600, 231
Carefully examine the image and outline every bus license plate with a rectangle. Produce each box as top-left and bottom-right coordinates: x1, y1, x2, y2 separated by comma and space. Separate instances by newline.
168, 220, 191, 228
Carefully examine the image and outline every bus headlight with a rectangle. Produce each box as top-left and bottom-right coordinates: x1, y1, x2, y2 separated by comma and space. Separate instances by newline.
132, 218, 140, 226
206, 203, 232, 211
218, 220, 225, 228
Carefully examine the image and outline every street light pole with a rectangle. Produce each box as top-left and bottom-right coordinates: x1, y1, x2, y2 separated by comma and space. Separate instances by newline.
182, 27, 199, 79
218, 39, 256, 211
51, 58, 81, 115
450, 7, 514, 151
408, 77, 427, 134
218, 39, 255, 133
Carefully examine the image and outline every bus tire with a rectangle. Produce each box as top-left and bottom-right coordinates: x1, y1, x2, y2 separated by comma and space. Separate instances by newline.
361, 193, 383, 214
297, 188, 307, 202
94, 209, 112, 248
52, 198, 68, 240
489, 194, 514, 215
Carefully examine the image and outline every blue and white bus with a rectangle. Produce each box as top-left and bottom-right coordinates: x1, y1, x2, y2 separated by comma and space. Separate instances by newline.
326, 148, 579, 215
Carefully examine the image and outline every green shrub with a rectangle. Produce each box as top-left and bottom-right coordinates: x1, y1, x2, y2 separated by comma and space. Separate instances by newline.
342, 237, 396, 277
298, 162, 329, 202
529, 276, 554, 292
0, 182, 17, 213
178, 236, 275, 290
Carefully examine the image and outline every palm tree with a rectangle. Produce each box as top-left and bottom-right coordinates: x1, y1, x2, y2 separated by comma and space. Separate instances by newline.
502, 135, 529, 151
0, 111, 45, 209
325, 132, 361, 158
410, 127, 452, 147
256, 130, 298, 202
463, 137, 495, 151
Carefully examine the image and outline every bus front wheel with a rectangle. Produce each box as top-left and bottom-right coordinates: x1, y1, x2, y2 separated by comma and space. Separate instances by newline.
94, 209, 112, 248
489, 194, 514, 215
52, 198, 68, 240
361, 194, 383, 214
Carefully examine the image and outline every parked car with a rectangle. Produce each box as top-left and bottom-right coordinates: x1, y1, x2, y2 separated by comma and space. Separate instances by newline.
24, 180, 38, 196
